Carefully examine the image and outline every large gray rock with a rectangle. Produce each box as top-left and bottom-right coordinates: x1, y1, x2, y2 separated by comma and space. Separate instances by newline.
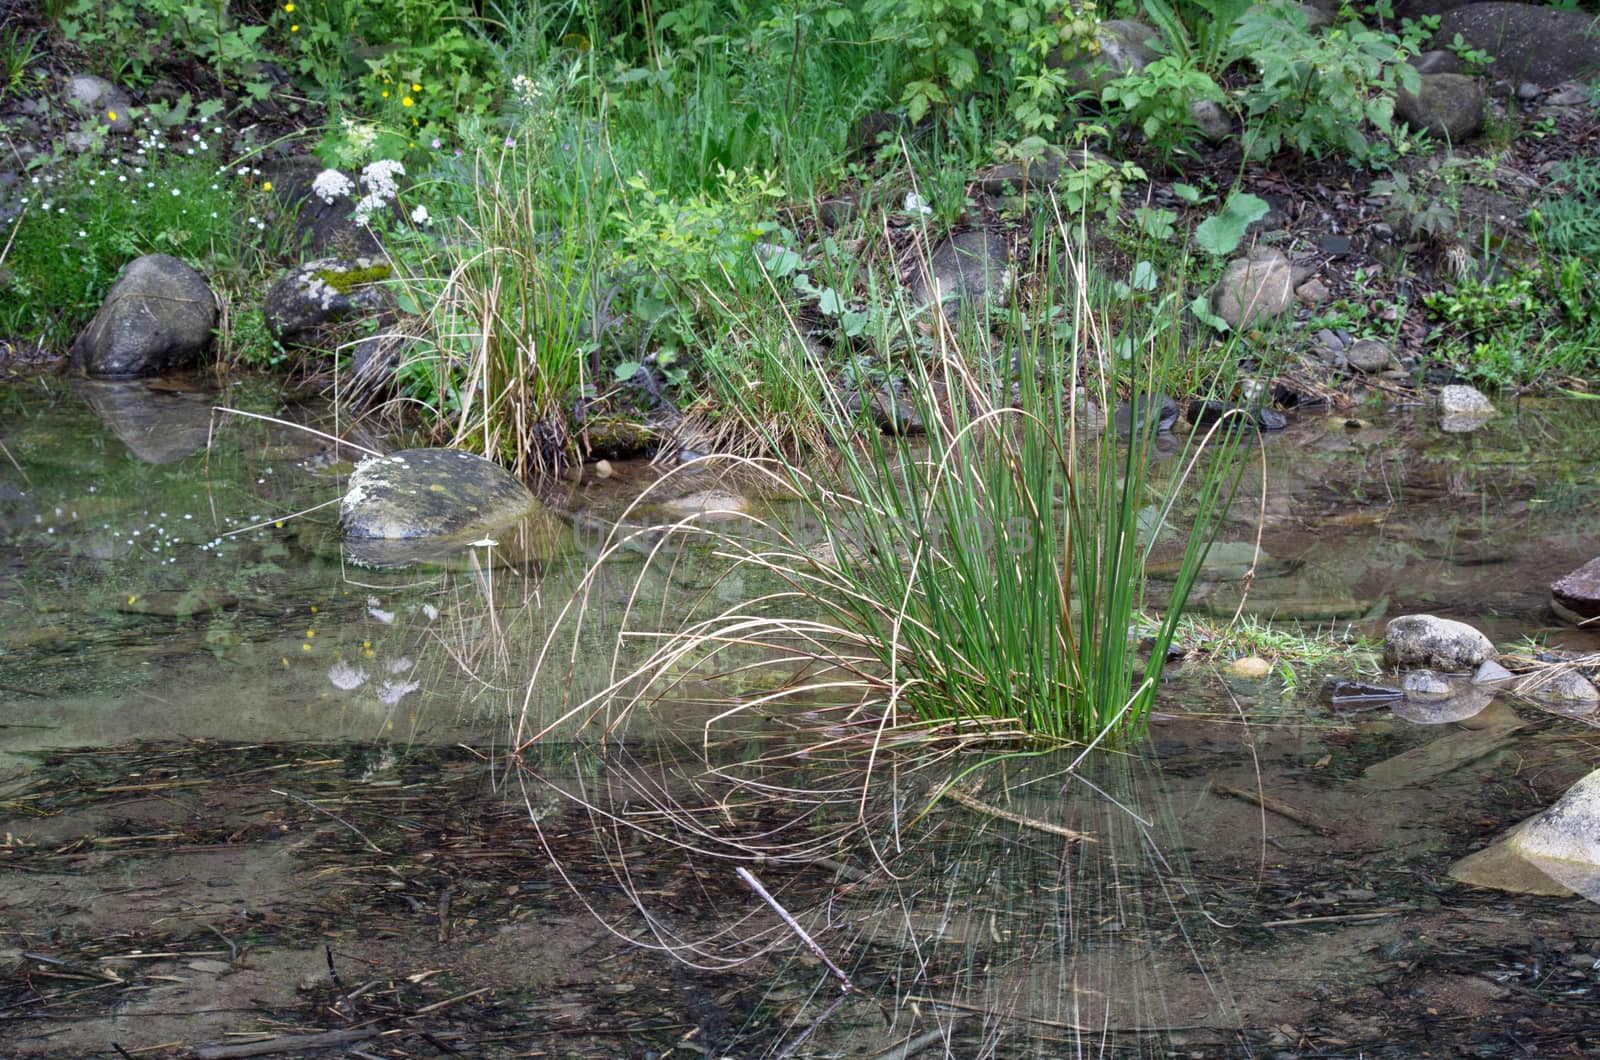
1395, 73, 1485, 141
907, 228, 1011, 320
1435, 3, 1600, 86
70, 254, 217, 377
1552, 557, 1600, 626
63, 73, 133, 131
1384, 613, 1496, 671
1053, 20, 1160, 94
1439, 384, 1494, 433
341, 449, 538, 540
264, 256, 393, 348
1211, 248, 1294, 330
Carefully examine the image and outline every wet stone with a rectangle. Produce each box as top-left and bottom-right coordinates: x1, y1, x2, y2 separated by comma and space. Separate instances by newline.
1114, 394, 1179, 434
1551, 556, 1600, 625
1515, 670, 1600, 708
1384, 613, 1496, 672
1474, 659, 1514, 684
340, 449, 538, 540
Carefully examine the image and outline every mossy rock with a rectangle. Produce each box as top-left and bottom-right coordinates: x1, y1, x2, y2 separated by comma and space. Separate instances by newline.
264, 256, 394, 348
340, 448, 539, 540
583, 417, 656, 460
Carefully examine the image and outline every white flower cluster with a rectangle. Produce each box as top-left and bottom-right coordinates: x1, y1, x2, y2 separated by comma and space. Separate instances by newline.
312, 160, 415, 226
511, 73, 542, 105
353, 159, 405, 226
312, 168, 355, 204
341, 116, 379, 157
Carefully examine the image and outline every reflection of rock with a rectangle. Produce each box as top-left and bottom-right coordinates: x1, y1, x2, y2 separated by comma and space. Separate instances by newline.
1394, 669, 1494, 724
1147, 540, 1275, 581
1450, 769, 1600, 903
654, 490, 752, 524
342, 506, 564, 571
1363, 699, 1523, 788
75, 378, 215, 463
1384, 613, 1495, 671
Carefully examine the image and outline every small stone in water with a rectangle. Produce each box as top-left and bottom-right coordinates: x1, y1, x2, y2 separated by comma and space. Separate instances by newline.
1227, 656, 1273, 679
595, 459, 614, 479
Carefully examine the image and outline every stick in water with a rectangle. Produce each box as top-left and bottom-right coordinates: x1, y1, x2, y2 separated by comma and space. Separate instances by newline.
736, 866, 853, 993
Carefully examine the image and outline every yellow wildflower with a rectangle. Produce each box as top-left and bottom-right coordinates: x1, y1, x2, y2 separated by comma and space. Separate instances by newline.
402, 96, 413, 107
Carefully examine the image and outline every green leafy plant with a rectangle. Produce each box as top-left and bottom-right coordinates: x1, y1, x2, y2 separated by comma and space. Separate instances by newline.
1530, 157, 1600, 261
0, 124, 273, 350
1424, 260, 1600, 387
1225, 2, 1425, 166
862, 0, 1099, 131
0, 26, 45, 101
1101, 53, 1226, 162
1194, 190, 1270, 257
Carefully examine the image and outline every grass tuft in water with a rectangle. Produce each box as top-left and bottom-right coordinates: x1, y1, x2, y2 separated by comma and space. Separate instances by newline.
515, 210, 1258, 751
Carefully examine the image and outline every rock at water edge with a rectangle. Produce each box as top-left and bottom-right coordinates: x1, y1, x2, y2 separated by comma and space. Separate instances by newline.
340, 448, 537, 540
1383, 613, 1496, 671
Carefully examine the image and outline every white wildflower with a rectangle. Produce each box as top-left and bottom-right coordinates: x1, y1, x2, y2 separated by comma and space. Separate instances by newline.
375, 678, 420, 705
341, 116, 379, 156
904, 192, 933, 215
311, 168, 354, 204
511, 73, 542, 105
421, 603, 439, 621
387, 656, 413, 674
366, 595, 395, 624
409, 203, 430, 226
327, 660, 368, 691
360, 159, 405, 197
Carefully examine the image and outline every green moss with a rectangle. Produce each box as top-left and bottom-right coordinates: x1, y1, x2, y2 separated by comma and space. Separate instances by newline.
313, 263, 393, 294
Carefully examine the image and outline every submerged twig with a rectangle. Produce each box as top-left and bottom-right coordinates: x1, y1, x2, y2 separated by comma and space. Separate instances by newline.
1214, 784, 1336, 836
736, 867, 854, 993
942, 787, 1095, 843
270, 789, 385, 853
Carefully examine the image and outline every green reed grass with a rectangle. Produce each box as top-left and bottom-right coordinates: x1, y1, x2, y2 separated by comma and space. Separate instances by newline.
512, 210, 1255, 751
770, 233, 1251, 745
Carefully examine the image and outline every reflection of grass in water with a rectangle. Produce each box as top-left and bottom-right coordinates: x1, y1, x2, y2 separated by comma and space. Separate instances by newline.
516, 737, 1237, 1055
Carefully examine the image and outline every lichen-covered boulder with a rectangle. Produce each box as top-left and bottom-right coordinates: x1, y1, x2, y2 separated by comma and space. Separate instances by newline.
70, 254, 217, 377
264, 256, 393, 348
340, 449, 538, 540
1383, 613, 1496, 671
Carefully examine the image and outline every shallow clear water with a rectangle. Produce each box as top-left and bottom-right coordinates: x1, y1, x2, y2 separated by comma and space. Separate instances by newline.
5, 378, 1600, 1056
